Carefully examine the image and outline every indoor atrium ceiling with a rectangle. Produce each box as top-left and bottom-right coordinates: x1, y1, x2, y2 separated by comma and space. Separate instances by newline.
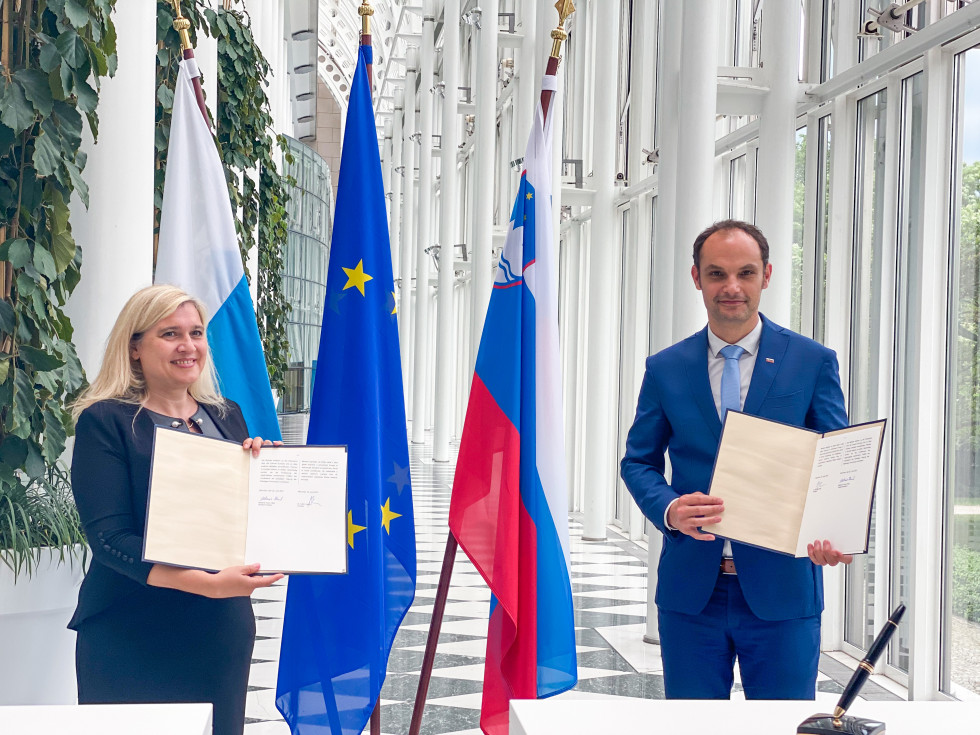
316, 0, 401, 120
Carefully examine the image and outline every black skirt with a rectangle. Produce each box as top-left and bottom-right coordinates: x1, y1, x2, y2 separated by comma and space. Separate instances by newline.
75, 585, 255, 735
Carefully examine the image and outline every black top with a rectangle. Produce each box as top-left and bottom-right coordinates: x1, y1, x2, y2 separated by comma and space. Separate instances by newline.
68, 398, 249, 630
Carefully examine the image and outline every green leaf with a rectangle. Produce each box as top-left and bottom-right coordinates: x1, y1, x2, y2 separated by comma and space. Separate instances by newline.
32, 129, 62, 179
64, 0, 93, 29
157, 82, 175, 110
56, 30, 89, 69
0, 358, 9, 384
24, 442, 45, 480
19, 345, 63, 372
103, 12, 118, 62
85, 39, 109, 78
51, 231, 76, 277
73, 76, 98, 114
14, 70, 54, 117
52, 101, 83, 149
59, 62, 74, 98
42, 406, 69, 464
46, 187, 70, 233
38, 35, 62, 74
0, 436, 28, 469
32, 245, 57, 281
64, 156, 89, 207
1, 82, 36, 134
0, 239, 32, 268
0, 300, 13, 334
12, 368, 36, 436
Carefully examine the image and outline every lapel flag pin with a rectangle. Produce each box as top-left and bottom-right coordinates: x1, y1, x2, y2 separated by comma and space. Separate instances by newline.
765, 358, 775, 363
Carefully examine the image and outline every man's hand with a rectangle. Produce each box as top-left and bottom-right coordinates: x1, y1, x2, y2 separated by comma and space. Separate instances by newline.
807, 539, 853, 566
667, 492, 724, 541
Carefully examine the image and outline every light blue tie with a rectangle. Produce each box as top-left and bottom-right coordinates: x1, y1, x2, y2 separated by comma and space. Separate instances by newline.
719, 344, 745, 420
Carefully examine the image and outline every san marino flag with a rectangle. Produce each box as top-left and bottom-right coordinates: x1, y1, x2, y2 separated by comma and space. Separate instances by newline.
448, 73, 577, 735
155, 57, 281, 440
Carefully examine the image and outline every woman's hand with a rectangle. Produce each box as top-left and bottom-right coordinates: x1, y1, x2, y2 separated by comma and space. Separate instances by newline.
148, 562, 285, 598
243, 436, 283, 457
207, 563, 285, 598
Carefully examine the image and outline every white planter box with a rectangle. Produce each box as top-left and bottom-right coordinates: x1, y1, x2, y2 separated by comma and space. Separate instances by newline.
0, 547, 85, 705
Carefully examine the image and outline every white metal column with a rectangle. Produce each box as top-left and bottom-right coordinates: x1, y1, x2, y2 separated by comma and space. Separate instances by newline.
383, 121, 396, 268
755, 0, 800, 325
906, 44, 949, 701
412, 11, 436, 443
672, 0, 721, 341
582, 0, 621, 541
391, 93, 404, 302
434, 0, 461, 461
471, 0, 499, 368
68, 1, 155, 377
401, 59, 419, 413
516, 0, 538, 150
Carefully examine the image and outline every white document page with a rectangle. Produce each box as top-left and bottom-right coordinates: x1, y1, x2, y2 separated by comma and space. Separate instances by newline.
144, 429, 250, 571
244, 446, 348, 573
794, 423, 885, 557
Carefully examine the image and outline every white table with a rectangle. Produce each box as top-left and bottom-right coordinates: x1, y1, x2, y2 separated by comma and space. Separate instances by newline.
0, 703, 212, 734
510, 698, 980, 735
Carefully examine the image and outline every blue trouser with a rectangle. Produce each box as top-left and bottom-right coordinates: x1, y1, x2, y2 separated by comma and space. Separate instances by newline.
658, 573, 820, 699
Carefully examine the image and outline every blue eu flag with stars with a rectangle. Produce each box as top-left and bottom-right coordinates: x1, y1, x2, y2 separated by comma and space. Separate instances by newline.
275, 43, 416, 735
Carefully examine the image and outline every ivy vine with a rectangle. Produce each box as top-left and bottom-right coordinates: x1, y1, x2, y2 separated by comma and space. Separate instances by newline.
0, 0, 116, 568
154, 0, 291, 396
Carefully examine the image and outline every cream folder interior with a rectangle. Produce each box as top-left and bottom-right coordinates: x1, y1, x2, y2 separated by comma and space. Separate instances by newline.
143, 428, 348, 574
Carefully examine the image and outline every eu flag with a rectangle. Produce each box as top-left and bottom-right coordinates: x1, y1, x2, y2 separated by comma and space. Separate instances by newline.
275, 43, 416, 735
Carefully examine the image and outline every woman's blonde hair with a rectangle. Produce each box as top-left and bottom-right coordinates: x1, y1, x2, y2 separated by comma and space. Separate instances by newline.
72, 285, 225, 422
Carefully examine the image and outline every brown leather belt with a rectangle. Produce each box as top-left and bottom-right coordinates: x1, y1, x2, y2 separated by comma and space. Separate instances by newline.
720, 558, 737, 575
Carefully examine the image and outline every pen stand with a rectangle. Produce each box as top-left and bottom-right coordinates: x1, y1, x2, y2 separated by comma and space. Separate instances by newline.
797, 714, 885, 735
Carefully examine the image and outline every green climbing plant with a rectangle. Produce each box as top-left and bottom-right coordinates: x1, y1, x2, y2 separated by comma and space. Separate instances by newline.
0, 0, 118, 574
154, 0, 292, 396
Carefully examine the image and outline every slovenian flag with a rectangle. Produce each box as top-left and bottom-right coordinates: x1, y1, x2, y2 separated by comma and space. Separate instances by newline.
155, 57, 281, 440
448, 73, 577, 735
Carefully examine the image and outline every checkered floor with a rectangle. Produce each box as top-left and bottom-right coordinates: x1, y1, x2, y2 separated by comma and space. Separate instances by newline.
242, 431, 899, 735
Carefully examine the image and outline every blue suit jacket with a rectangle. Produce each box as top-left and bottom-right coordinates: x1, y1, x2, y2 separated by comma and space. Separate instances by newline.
621, 315, 847, 622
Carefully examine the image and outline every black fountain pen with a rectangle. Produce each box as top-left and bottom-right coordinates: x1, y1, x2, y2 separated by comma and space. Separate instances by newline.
798, 603, 906, 735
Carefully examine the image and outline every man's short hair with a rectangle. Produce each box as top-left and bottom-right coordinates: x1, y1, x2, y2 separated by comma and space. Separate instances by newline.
692, 219, 770, 271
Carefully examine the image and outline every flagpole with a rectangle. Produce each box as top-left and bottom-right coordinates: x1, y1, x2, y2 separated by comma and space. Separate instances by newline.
360, 1, 374, 89
359, 9, 382, 735
541, 0, 574, 124
170, 0, 211, 127
406, 6, 575, 735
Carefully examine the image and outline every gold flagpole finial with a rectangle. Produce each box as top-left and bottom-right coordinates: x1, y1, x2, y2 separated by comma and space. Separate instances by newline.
359, 1, 374, 36
551, 1, 576, 60
171, 0, 193, 52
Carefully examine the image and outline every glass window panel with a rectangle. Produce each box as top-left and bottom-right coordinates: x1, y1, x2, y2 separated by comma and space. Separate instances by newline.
820, 0, 834, 83
945, 46, 980, 698
845, 87, 888, 652
888, 71, 923, 675
814, 115, 832, 343
278, 136, 333, 418
729, 155, 747, 220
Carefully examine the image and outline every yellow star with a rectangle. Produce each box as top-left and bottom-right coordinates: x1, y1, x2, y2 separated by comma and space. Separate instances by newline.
391, 291, 397, 315
348, 510, 367, 548
526, 191, 533, 200
342, 260, 373, 296
380, 497, 402, 534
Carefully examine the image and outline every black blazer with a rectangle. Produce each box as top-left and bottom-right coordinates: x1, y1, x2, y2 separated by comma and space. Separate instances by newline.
68, 398, 249, 630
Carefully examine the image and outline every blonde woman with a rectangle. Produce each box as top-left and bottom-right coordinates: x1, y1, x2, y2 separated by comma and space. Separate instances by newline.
68, 285, 282, 735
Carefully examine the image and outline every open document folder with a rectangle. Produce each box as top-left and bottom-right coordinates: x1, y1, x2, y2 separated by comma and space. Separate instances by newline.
708, 412, 886, 557
143, 427, 348, 574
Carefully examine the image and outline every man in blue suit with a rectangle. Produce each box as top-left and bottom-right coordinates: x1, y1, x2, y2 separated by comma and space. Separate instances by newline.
621, 219, 852, 700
